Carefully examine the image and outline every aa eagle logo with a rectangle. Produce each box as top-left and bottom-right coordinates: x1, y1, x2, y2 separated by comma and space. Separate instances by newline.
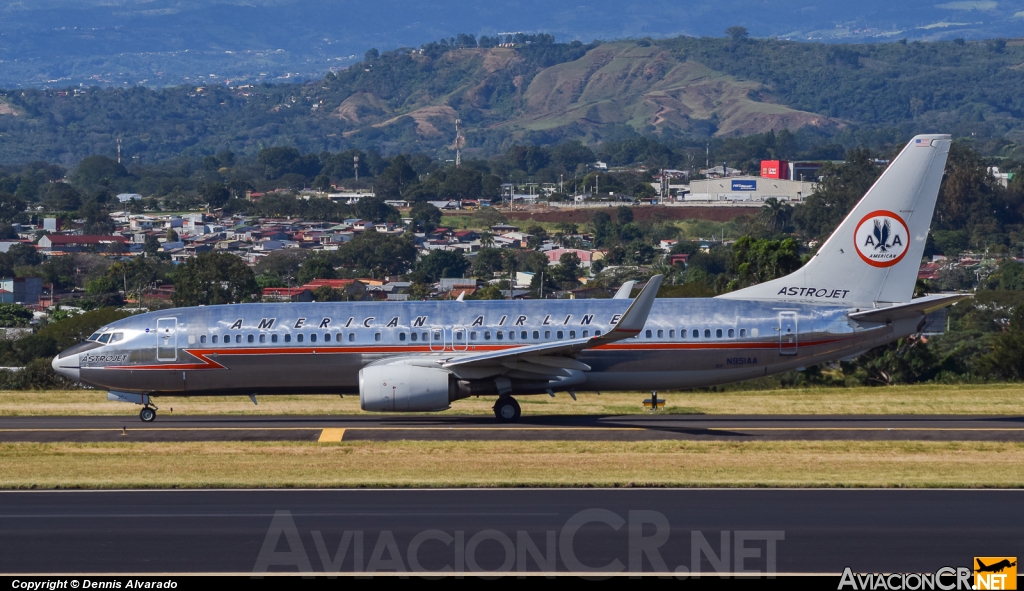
854, 211, 910, 267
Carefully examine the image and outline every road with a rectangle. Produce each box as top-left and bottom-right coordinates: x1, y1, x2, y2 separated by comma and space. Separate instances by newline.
0, 414, 1022, 442
0, 489, 1019, 575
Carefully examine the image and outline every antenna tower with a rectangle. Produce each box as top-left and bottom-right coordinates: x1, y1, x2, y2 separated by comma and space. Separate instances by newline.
117, 139, 122, 164
453, 119, 465, 168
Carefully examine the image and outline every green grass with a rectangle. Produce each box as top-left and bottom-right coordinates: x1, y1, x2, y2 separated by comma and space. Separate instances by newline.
1, 440, 1021, 488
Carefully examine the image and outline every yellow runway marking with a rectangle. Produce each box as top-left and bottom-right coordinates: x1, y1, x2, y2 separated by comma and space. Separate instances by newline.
317, 428, 346, 442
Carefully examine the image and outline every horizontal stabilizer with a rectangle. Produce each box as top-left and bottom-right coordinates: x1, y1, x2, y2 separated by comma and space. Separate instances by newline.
848, 293, 970, 324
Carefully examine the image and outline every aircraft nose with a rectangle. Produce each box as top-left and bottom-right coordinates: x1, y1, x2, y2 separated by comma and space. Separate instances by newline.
51, 353, 80, 382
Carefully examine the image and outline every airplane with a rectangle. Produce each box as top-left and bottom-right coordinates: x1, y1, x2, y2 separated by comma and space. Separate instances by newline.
52, 134, 966, 423
976, 559, 1017, 574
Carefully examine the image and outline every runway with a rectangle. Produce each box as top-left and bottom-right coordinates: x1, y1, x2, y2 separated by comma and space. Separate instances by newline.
0, 489, 1020, 575
0, 414, 1022, 442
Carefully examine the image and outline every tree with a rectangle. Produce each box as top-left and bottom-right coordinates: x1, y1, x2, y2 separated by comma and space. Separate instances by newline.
336, 231, 416, 276
0, 193, 25, 224
410, 202, 442, 232
172, 252, 260, 306
413, 250, 470, 283
793, 148, 881, 239
165, 228, 179, 242
472, 248, 504, 277
728, 237, 801, 290
312, 285, 346, 302
757, 197, 793, 232
200, 183, 230, 208
552, 252, 583, 287
40, 184, 82, 211
297, 255, 337, 284
0, 303, 32, 327
8, 243, 41, 267
72, 156, 129, 188
726, 26, 749, 41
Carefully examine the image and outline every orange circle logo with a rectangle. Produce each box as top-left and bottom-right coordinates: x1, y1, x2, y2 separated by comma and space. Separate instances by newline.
854, 210, 910, 268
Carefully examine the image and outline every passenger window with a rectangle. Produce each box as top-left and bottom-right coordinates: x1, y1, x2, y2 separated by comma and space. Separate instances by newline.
645, 329, 652, 338
470, 331, 477, 340
433, 331, 442, 341
399, 332, 406, 341
422, 332, 429, 341
704, 329, 711, 338
569, 330, 576, 338
669, 330, 675, 338
324, 333, 331, 342
373, 333, 380, 341
235, 335, 242, 344
532, 331, 539, 339
716, 329, 723, 338
248, 334, 254, 343
496, 331, 503, 340
311, 333, 318, 343
297, 334, 304, 343
583, 330, 589, 337
200, 335, 206, 344
740, 328, 746, 337
98, 333, 111, 344
728, 329, 735, 338
271, 334, 278, 343
595, 330, 602, 336
348, 333, 355, 342
410, 332, 418, 341
284, 334, 291, 343
212, 335, 218, 344
657, 330, 664, 338
544, 331, 551, 339
693, 329, 699, 338
484, 331, 491, 340
521, 331, 527, 339
455, 331, 464, 340
508, 331, 515, 340
557, 331, 564, 339
259, 334, 266, 343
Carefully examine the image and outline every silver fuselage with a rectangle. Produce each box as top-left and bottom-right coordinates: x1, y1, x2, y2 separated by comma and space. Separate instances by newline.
52, 298, 914, 397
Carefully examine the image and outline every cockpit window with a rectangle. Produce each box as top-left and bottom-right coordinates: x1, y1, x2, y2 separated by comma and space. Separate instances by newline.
98, 333, 112, 344
87, 333, 101, 342
109, 332, 124, 343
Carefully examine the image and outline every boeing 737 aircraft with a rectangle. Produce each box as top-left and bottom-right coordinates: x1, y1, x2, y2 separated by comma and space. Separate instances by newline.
52, 134, 965, 422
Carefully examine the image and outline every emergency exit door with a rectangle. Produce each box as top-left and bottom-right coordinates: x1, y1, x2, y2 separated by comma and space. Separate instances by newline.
157, 318, 178, 361
779, 312, 798, 355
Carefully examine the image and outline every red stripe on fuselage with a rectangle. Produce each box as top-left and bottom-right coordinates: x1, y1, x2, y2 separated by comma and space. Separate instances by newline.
100, 337, 847, 371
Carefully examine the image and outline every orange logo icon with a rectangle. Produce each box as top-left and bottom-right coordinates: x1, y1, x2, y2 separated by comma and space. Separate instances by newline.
974, 557, 1017, 590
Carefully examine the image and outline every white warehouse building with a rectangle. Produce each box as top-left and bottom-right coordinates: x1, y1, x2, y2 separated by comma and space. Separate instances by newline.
684, 177, 817, 204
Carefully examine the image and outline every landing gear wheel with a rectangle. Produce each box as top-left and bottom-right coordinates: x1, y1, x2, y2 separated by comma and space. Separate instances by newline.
494, 397, 521, 423
139, 407, 156, 422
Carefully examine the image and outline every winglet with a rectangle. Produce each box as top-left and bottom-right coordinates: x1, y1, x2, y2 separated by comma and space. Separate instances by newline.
600, 275, 662, 339
612, 280, 636, 299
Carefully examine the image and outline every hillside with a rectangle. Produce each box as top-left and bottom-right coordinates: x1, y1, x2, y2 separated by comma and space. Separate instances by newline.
2, 0, 1023, 89
3, 36, 1024, 164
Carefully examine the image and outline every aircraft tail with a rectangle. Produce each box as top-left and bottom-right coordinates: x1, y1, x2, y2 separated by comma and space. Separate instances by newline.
718, 134, 951, 306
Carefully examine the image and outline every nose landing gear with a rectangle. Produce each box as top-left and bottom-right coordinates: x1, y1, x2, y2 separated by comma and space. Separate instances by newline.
493, 396, 521, 423
139, 406, 157, 422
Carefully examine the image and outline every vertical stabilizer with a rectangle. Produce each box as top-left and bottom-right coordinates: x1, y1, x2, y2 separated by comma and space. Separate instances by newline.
718, 134, 951, 306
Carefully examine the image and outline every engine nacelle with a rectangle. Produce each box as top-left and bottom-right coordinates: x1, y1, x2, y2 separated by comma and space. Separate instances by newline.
359, 364, 455, 412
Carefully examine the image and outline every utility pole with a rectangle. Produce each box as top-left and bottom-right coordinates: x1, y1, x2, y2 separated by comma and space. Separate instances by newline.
706, 142, 709, 169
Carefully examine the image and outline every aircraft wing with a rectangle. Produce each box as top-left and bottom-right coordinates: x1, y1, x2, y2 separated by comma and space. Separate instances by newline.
440, 275, 663, 376
848, 293, 970, 324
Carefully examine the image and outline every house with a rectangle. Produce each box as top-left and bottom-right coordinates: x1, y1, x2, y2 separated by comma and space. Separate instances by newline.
490, 224, 519, 234
669, 254, 690, 266
37, 235, 130, 253
453, 230, 479, 243
261, 287, 313, 302
0, 277, 43, 304
545, 248, 601, 268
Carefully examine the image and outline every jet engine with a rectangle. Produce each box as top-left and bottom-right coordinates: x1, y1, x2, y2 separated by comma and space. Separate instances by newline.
359, 364, 456, 412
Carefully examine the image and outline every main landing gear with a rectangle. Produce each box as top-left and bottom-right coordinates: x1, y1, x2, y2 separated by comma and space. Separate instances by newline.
139, 405, 157, 422
493, 396, 521, 423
